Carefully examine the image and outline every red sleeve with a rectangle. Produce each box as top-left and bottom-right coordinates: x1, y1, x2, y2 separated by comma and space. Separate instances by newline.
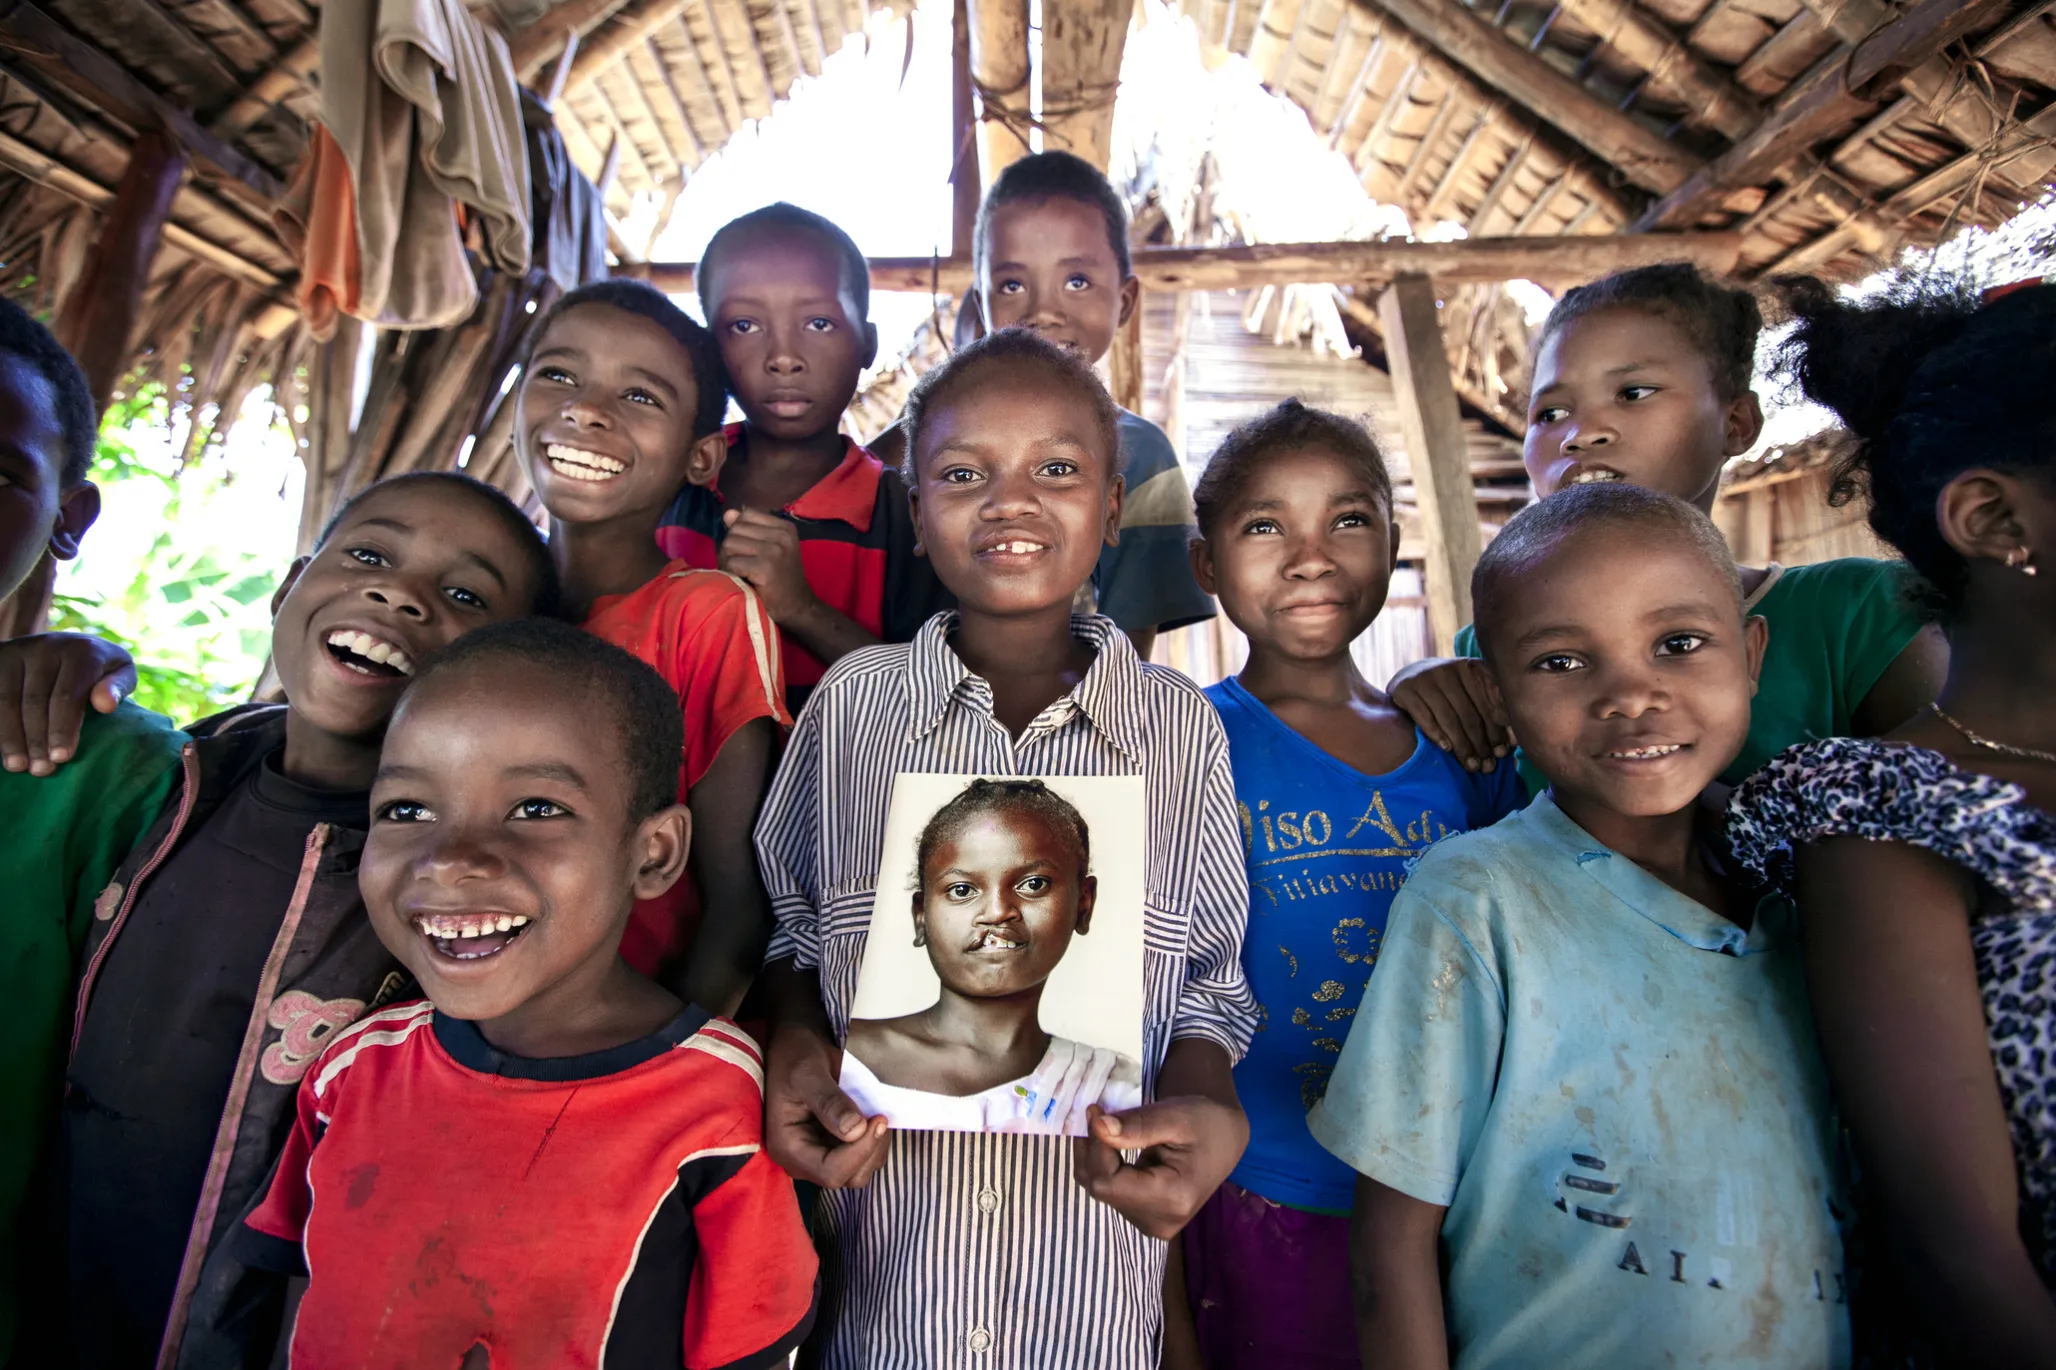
681, 1147, 818, 1370
670, 578, 791, 791
245, 1066, 326, 1244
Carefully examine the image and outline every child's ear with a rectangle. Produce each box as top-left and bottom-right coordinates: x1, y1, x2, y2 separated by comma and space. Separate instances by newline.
630, 804, 692, 901
906, 481, 926, 558
1116, 275, 1140, 330
684, 430, 728, 488
1188, 535, 1216, 596
911, 892, 927, 948
860, 319, 879, 371
270, 556, 312, 619
1073, 874, 1097, 935
1722, 389, 1765, 458
1743, 613, 1769, 695
1102, 471, 1125, 551
1936, 468, 2039, 575
1388, 519, 1403, 575
47, 481, 101, 561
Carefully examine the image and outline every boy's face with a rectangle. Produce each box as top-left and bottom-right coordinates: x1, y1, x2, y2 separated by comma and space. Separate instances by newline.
1191, 446, 1399, 664
269, 482, 544, 752
908, 370, 1122, 619
517, 304, 724, 525
704, 226, 877, 444
1484, 525, 1765, 821
1523, 307, 1763, 514
915, 807, 1095, 1000
362, 660, 689, 1021
0, 351, 98, 603
980, 196, 1138, 366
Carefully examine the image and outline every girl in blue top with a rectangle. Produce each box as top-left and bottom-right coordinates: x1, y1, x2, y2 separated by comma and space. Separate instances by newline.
1172, 401, 1521, 1369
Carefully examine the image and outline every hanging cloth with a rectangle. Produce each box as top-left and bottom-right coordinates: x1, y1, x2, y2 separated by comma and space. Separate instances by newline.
278, 0, 531, 335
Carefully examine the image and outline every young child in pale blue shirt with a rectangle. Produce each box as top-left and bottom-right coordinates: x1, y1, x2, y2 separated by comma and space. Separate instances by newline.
1311, 483, 1850, 1370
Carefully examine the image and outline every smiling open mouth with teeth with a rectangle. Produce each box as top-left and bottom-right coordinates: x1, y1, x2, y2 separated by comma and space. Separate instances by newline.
326, 629, 413, 678
414, 912, 534, 961
983, 541, 1048, 556
1606, 743, 1685, 760
545, 443, 626, 483
1569, 467, 1624, 484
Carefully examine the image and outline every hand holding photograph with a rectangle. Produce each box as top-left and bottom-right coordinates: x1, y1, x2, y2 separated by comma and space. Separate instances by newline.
841, 774, 1146, 1136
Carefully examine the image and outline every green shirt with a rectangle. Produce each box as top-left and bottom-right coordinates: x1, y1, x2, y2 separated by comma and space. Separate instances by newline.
1456, 557, 1926, 796
0, 702, 185, 1360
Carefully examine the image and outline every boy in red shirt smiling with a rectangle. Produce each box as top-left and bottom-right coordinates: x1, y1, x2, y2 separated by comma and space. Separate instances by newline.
244, 620, 815, 1369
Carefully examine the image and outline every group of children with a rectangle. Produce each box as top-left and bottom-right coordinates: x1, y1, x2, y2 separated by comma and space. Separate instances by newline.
0, 145, 2049, 1370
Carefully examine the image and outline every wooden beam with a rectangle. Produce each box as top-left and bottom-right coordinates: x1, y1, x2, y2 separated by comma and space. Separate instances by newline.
1353, 55, 1423, 174
1357, 0, 1699, 194
209, 33, 317, 140
643, 36, 706, 163
1549, 0, 1762, 141
561, 0, 692, 95
0, 3, 282, 206
55, 127, 184, 413
508, 0, 636, 79
543, 27, 582, 108
1335, 291, 1522, 435
1395, 92, 1470, 204
1845, 0, 2011, 95
1039, 0, 1128, 170
1422, 104, 1498, 222
0, 125, 278, 287
1380, 273, 1480, 653
625, 231, 1744, 294
950, 0, 978, 253
969, 0, 1031, 186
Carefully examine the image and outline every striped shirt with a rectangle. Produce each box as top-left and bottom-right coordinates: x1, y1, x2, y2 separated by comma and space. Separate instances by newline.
756, 612, 1258, 1370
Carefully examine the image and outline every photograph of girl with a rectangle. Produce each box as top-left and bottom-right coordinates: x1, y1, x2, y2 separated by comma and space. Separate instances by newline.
840, 776, 1145, 1136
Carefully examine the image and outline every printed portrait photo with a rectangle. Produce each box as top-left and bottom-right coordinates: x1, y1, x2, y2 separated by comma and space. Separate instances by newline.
840, 773, 1147, 1137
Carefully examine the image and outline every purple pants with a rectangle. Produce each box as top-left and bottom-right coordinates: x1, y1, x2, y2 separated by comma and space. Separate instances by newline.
1180, 1180, 1362, 1369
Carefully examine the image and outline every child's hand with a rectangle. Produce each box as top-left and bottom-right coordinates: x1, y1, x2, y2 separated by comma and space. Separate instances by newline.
720, 508, 820, 626
1387, 657, 1513, 773
763, 1020, 890, 1189
0, 632, 139, 776
1074, 1096, 1250, 1240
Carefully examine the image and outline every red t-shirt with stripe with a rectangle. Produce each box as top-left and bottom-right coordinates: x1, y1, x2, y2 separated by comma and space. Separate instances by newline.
581, 564, 790, 975
245, 1002, 816, 1370
655, 427, 951, 712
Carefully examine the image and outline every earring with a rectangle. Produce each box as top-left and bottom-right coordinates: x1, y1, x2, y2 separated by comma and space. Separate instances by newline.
2007, 546, 2040, 577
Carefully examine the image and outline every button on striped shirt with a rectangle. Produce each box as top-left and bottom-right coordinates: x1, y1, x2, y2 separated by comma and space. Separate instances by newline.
756, 612, 1259, 1370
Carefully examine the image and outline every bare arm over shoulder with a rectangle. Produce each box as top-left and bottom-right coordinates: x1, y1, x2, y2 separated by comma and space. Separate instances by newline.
1796, 836, 2056, 1367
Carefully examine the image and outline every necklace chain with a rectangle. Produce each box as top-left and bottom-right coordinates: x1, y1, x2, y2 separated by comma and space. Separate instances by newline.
1928, 702, 2056, 766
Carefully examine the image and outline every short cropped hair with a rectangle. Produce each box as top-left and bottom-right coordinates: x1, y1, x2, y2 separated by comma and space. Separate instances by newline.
915, 777, 1090, 888
0, 295, 97, 486
899, 327, 1120, 484
1538, 263, 1762, 401
1193, 399, 1393, 537
529, 279, 728, 440
1471, 483, 1742, 661
699, 202, 871, 321
975, 151, 1132, 280
405, 617, 683, 820
316, 471, 561, 620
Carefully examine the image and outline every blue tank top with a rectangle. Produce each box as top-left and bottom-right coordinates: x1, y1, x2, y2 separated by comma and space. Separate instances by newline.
1205, 676, 1522, 1211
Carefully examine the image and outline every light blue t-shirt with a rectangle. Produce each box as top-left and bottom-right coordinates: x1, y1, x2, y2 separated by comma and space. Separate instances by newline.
1309, 795, 1850, 1370
1206, 676, 1520, 1212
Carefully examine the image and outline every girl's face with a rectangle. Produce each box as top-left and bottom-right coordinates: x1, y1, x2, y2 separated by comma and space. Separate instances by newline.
1191, 445, 1398, 664
914, 807, 1096, 1000
908, 369, 1122, 619
1523, 306, 1762, 515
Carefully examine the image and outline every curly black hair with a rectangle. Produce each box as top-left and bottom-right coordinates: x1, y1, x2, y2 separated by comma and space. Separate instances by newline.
1537, 262, 1762, 402
1776, 274, 2056, 616
914, 777, 1091, 890
0, 295, 97, 487
899, 327, 1120, 485
975, 150, 1132, 281
699, 201, 871, 322
526, 279, 728, 441
403, 616, 683, 820
1192, 398, 1393, 537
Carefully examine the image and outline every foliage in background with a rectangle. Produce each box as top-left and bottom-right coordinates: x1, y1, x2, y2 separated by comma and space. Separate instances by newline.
49, 384, 288, 727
